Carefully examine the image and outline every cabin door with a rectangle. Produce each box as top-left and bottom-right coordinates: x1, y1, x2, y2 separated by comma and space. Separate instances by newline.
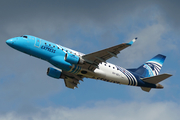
34, 38, 41, 47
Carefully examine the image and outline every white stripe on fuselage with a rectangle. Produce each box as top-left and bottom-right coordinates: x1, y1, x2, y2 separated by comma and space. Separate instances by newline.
94, 63, 130, 85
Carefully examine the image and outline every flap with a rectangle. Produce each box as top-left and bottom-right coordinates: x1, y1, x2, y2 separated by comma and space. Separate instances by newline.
62, 71, 83, 89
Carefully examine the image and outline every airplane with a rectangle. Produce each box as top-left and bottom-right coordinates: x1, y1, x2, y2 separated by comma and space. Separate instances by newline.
6, 35, 172, 92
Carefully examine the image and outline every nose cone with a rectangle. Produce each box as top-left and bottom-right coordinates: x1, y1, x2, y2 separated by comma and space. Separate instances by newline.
6, 39, 12, 45
6, 39, 14, 47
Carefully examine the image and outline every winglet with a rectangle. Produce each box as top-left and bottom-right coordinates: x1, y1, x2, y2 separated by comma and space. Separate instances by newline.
126, 37, 138, 45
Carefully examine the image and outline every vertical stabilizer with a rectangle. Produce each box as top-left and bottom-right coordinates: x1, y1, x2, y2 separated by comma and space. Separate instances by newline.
132, 54, 166, 78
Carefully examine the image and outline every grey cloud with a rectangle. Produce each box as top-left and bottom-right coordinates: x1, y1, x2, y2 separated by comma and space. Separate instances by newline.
1, 0, 179, 46
0, 101, 180, 120
0, 0, 180, 32
0, 54, 63, 111
156, 0, 180, 30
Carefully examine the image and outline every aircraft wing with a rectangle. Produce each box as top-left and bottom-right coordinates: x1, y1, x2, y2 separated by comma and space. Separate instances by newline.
62, 71, 83, 89
64, 77, 78, 89
81, 38, 137, 71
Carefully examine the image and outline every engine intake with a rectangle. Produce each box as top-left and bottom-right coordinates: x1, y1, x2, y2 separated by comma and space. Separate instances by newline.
64, 53, 84, 64
47, 67, 62, 79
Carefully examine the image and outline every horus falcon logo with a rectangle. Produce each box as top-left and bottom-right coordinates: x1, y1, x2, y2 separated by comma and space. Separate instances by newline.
146, 62, 162, 76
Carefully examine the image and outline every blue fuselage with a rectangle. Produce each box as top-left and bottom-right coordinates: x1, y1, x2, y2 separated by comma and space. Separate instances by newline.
6, 35, 72, 71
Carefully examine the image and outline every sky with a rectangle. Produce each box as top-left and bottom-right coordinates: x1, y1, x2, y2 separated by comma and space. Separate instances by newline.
0, 0, 180, 119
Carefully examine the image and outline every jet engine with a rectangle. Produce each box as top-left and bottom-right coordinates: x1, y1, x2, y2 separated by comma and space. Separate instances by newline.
64, 53, 84, 64
47, 67, 62, 79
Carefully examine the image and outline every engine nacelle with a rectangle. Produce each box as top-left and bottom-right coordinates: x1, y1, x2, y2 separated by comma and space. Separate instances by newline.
47, 67, 62, 79
64, 53, 84, 64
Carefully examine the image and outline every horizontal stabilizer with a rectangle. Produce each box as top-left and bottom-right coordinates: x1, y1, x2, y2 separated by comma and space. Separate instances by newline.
141, 73, 172, 84
141, 87, 151, 92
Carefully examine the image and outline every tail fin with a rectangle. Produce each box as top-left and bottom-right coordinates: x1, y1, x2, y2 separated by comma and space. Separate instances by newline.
129, 54, 166, 78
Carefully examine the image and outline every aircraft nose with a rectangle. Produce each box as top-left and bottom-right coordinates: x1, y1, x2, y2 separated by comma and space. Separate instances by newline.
6, 39, 14, 46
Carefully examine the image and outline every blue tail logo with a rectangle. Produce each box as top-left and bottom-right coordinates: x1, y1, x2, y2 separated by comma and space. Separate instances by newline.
131, 54, 166, 78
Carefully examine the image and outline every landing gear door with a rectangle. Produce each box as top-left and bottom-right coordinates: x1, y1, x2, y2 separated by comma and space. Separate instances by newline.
34, 38, 41, 48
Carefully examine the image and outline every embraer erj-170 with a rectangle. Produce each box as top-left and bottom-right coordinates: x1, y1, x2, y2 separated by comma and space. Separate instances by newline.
6, 35, 172, 92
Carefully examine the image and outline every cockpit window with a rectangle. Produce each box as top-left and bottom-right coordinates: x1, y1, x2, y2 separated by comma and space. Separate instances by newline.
23, 36, 27, 38
20, 35, 28, 38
